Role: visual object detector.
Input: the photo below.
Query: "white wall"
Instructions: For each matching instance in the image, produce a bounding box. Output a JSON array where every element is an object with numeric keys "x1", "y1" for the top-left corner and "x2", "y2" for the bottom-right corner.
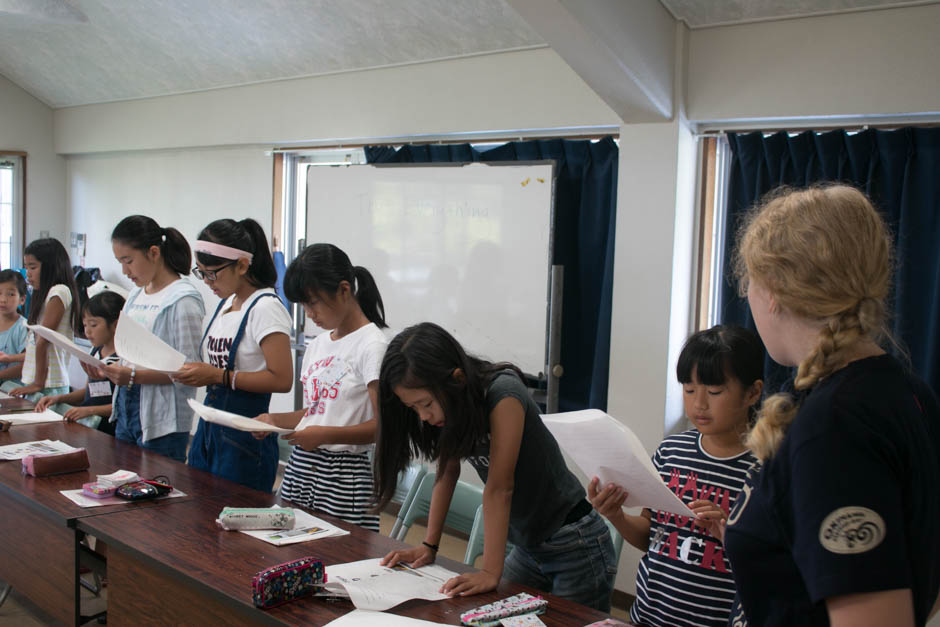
[
  {"x1": 687, "y1": 3, "x2": 940, "y2": 122},
  {"x1": 66, "y1": 145, "x2": 296, "y2": 413},
  {"x1": 0, "y1": 73, "x2": 66, "y2": 244},
  {"x1": 54, "y1": 48, "x2": 621, "y2": 154}
]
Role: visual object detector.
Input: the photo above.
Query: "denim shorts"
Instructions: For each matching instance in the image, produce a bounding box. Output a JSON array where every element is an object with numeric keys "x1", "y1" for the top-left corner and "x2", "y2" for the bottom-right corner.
[
  {"x1": 502, "y1": 509, "x2": 617, "y2": 612},
  {"x1": 114, "y1": 384, "x2": 188, "y2": 463}
]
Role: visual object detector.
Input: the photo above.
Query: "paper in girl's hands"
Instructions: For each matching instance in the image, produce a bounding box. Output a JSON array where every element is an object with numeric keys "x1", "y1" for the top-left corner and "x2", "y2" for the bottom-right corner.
[
  {"x1": 541, "y1": 409, "x2": 695, "y2": 517},
  {"x1": 187, "y1": 399, "x2": 293, "y2": 434},
  {"x1": 26, "y1": 324, "x2": 105, "y2": 368},
  {"x1": 114, "y1": 312, "x2": 185, "y2": 373}
]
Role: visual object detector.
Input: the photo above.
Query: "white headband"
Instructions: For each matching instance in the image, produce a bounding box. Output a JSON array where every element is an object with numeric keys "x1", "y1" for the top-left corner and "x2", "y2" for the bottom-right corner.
[{"x1": 193, "y1": 240, "x2": 253, "y2": 262}]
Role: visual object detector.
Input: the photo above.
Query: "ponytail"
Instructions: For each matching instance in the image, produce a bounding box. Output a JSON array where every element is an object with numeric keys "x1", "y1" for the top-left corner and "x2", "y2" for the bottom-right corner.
[
  {"x1": 284, "y1": 244, "x2": 387, "y2": 328},
  {"x1": 353, "y1": 266, "x2": 387, "y2": 328},
  {"x1": 111, "y1": 215, "x2": 191, "y2": 276},
  {"x1": 195, "y1": 218, "x2": 276, "y2": 288}
]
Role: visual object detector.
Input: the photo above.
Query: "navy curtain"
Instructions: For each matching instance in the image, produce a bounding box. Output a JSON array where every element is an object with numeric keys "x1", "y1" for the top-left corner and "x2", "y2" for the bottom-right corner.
[
  {"x1": 719, "y1": 128, "x2": 940, "y2": 397},
  {"x1": 365, "y1": 137, "x2": 619, "y2": 411}
]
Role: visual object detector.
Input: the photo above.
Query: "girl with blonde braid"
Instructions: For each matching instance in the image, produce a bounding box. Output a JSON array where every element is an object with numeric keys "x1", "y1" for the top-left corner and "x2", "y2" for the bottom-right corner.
[{"x1": 717, "y1": 185, "x2": 940, "y2": 627}]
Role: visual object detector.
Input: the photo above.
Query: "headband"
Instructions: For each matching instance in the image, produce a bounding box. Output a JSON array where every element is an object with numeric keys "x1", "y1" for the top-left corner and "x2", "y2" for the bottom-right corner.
[{"x1": 193, "y1": 240, "x2": 253, "y2": 262}]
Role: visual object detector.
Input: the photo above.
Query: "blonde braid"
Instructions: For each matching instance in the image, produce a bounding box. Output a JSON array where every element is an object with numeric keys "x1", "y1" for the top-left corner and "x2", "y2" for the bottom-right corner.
[{"x1": 735, "y1": 184, "x2": 894, "y2": 462}]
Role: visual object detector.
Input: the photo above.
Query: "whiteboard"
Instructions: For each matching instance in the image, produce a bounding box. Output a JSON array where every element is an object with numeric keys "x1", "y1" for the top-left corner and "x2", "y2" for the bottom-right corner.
[{"x1": 305, "y1": 162, "x2": 555, "y2": 376}]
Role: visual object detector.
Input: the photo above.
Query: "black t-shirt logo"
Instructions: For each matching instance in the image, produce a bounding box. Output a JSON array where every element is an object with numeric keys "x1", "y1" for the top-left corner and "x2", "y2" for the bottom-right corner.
[{"x1": 818, "y1": 506, "x2": 886, "y2": 554}]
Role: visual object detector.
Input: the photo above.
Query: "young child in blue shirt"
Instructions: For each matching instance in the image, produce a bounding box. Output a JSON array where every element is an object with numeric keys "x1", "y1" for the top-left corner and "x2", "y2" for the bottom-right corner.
[
  {"x1": 0, "y1": 269, "x2": 27, "y2": 384},
  {"x1": 589, "y1": 325, "x2": 763, "y2": 627}
]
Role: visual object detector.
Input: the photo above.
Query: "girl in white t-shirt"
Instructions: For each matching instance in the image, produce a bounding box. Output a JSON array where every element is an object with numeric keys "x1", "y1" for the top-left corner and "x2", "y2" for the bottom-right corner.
[
  {"x1": 175, "y1": 218, "x2": 293, "y2": 492},
  {"x1": 256, "y1": 243, "x2": 388, "y2": 531},
  {"x1": 10, "y1": 238, "x2": 80, "y2": 400}
]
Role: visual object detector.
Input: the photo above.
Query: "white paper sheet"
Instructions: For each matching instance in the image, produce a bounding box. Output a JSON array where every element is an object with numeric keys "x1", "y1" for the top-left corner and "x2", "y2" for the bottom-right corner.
[
  {"x1": 323, "y1": 610, "x2": 450, "y2": 627},
  {"x1": 324, "y1": 559, "x2": 457, "y2": 611},
  {"x1": 238, "y1": 508, "x2": 349, "y2": 545},
  {"x1": 114, "y1": 311, "x2": 185, "y2": 372},
  {"x1": 60, "y1": 488, "x2": 186, "y2": 508},
  {"x1": 0, "y1": 439, "x2": 78, "y2": 460},
  {"x1": 26, "y1": 324, "x2": 104, "y2": 368},
  {"x1": 187, "y1": 399, "x2": 293, "y2": 434},
  {"x1": 541, "y1": 409, "x2": 695, "y2": 517},
  {"x1": 1, "y1": 409, "x2": 66, "y2": 425}
]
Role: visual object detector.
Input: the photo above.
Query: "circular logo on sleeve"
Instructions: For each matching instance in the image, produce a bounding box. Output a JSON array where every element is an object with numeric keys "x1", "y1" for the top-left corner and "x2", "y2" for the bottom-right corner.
[{"x1": 818, "y1": 506, "x2": 886, "y2": 554}]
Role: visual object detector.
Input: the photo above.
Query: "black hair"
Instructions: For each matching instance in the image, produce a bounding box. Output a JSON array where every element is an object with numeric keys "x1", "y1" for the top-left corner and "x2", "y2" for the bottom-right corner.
[
  {"x1": 0, "y1": 269, "x2": 27, "y2": 297},
  {"x1": 82, "y1": 291, "x2": 126, "y2": 326},
  {"x1": 111, "y1": 215, "x2": 191, "y2": 276},
  {"x1": 373, "y1": 322, "x2": 524, "y2": 509},
  {"x1": 195, "y1": 218, "x2": 277, "y2": 288},
  {"x1": 284, "y1": 243, "x2": 387, "y2": 329},
  {"x1": 676, "y1": 324, "x2": 764, "y2": 389},
  {"x1": 23, "y1": 238, "x2": 81, "y2": 331}
]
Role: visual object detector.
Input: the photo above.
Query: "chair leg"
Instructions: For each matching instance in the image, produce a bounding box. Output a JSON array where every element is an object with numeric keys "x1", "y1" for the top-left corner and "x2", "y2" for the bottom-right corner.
[{"x1": 0, "y1": 582, "x2": 11, "y2": 608}]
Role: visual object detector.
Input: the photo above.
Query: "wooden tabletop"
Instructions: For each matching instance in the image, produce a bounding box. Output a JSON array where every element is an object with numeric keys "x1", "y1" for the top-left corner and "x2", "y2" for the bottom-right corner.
[
  {"x1": 78, "y1": 488, "x2": 610, "y2": 625},
  {"x1": 0, "y1": 421, "x2": 241, "y2": 524}
]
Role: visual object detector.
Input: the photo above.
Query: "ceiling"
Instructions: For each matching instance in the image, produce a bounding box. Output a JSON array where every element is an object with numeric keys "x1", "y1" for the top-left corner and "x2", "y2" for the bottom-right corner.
[{"x1": 0, "y1": 0, "x2": 935, "y2": 109}]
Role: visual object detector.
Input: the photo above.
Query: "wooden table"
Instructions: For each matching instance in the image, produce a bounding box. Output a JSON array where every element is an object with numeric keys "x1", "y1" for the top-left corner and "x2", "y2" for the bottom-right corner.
[
  {"x1": 78, "y1": 488, "x2": 610, "y2": 626},
  {"x1": 0, "y1": 421, "x2": 240, "y2": 625}
]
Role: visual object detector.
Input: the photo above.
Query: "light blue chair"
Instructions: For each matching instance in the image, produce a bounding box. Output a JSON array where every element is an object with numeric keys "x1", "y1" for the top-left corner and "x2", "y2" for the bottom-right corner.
[
  {"x1": 395, "y1": 471, "x2": 482, "y2": 542},
  {"x1": 389, "y1": 463, "x2": 428, "y2": 539},
  {"x1": 463, "y1": 503, "x2": 514, "y2": 566},
  {"x1": 605, "y1": 517, "x2": 624, "y2": 564}
]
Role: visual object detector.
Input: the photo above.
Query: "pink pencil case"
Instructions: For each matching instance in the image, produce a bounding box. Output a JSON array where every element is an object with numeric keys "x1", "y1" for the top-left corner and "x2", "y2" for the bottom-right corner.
[
  {"x1": 82, "y1": 481, "x2": 117, "y2": 498},
  {"x1": 22, "y1": 448, "x2": 89, "y2": 477}
]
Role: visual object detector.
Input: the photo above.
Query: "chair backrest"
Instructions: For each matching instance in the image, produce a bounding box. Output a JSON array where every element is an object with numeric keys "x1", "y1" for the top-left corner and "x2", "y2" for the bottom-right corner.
[
  {"x1": 463, "y1": 504, "x2": 485, "y2": 565},
  {"x1": 396, "y1": 472, "x2": 482, "y2": 541},
  {"x1": 604, "y1": 517, "x2": 624, "y2": 564},
  {"x1": 389, "y1": 463, "x2": 428, "y2": 539}
]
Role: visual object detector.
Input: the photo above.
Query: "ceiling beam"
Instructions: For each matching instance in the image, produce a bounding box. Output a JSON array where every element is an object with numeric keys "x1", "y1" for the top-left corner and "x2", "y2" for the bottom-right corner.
[{"x1": 506, "y1": 0, "x2": 676, "y2": 122}]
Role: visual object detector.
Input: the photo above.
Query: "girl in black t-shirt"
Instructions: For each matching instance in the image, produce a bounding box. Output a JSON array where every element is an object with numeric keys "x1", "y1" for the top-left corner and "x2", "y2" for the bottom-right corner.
[
  {"x1": 722, "y1": 184, "x2": 940, "y2": 627},
  {"x1": 374, "y1": 322, "x2": 616, "y2": 611},
  {"x1": 35, "y1": 290, "x2": 125, "y2": 434}
]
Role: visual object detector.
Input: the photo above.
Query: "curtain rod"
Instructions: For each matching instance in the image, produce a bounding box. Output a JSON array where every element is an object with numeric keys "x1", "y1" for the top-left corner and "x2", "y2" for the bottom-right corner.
[
  {"x1": 272, "y1": 129, "x2": 620, "y2": 153},
  {"x1": 694, "y1": 119, "x2": 940, "y2": 139}
]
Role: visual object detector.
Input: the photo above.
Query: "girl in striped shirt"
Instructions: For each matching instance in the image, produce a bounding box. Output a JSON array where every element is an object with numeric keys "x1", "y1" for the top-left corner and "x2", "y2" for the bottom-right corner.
[{"x1": 589, "y1": 325, "x2": 763, "y2": 626}]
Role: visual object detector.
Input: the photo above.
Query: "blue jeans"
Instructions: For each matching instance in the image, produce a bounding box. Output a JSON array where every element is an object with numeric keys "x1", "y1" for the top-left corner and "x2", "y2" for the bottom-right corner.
[
  {"x1": 502, "y1": 509, "x2": 617, "y2": 612},
  {"x1": 114, "y1": 384, "x2": 189, "y2": 463}
]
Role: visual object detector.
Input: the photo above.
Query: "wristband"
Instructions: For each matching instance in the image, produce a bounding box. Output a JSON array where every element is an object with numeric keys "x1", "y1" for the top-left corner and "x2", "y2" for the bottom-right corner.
[
  {"x1": 127, "y1": 365, "x2": 136, "y2": 389},
  {"x1": 231, "y1": 370, "x2": 238, "y2": 391},
  {"x1": 422, "y1": 541, "x2": 439, "y2": 552}
]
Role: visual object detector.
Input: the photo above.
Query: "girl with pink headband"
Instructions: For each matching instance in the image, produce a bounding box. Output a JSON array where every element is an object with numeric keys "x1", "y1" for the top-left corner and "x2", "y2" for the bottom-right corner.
[{"x1": 175, "y1": 218, "x2": 292, "y2": 492}]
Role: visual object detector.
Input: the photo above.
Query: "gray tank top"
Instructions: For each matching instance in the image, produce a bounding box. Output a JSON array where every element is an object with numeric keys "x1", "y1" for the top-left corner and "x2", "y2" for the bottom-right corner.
[{"x1": 466, "y1": 371, "x2": 585, "y2": 546}]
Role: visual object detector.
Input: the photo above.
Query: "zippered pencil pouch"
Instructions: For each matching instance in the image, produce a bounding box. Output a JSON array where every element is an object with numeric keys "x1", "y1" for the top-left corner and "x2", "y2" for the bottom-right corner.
[
  {"x1": 460, "y1": 592, "x2": 548, "y2": 626},
  {"x1": 216, "y1": 507, "x2": 295, "y2": 530},
  {"x1": 251, "y1": 556, "x2": 324, "y2": 609}
]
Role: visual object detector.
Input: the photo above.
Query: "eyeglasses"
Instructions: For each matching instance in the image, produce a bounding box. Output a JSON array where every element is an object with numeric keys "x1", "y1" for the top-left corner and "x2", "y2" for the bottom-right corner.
[{"x1": 192, "y1": 260, "x2": 236, "y2": 281}]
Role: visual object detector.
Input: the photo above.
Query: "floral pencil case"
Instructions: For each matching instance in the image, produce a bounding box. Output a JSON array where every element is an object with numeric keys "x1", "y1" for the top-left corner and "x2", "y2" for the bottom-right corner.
[
  {"x1": 460, "y1": 592, "x2": 548, "y2": 626},
  {"x1": 251, "y1": 556, "x2": 325, "y2": 609}
]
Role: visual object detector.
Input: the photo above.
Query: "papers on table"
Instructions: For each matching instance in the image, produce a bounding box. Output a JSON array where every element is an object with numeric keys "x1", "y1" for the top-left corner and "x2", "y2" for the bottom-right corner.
[
  {"x1": 187, "y1": 399, "x2": 293, "y2": 434},
  {"x1": 541, "y1": 409, "x2": 695, "y2": 517},
  {"x1": 26, "y1": 324, "x2": 105, "y2": 368},
  {"x1": 324, "y1": 558, "x2": 458, "y2": 611},
  {"x1": 323, "y1": 611, "x2": 450, "y2": 627},
  {"x1": 0, "y1": 439, "x2": 77, "y2": 460},
  {"x1": 60, "y1": 488, "x2": 186, "y2": 508},
  {"x1": 115, "y1": 312, "x2": 185, "y2": 373},
  {"x1": 239, "y1": 508, "x2": 349, "y2": 546},
  {"x1": 0, "y1": 409, "x2": 66, "y2": 425}
]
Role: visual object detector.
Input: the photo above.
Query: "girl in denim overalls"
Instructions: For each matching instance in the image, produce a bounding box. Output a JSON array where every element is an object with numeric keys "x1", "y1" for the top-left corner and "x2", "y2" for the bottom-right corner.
[{"x1": 177, "y1": 219, "x2": 293, "y2": 492}]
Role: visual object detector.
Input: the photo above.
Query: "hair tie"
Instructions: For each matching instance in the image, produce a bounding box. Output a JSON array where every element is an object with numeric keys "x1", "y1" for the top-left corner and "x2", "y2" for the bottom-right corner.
[{"x1": 160, "y1": 227, "x2": 167, "y2": 243}]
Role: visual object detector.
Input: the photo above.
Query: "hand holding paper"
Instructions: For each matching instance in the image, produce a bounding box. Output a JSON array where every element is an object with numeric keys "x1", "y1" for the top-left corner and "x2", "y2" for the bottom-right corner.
[
  {"x1": 114, "y1": 312, "x2": 185, "y2": 373},
  {"x1": 541, "y1": 409, "x2": 695, "y2": 517}
]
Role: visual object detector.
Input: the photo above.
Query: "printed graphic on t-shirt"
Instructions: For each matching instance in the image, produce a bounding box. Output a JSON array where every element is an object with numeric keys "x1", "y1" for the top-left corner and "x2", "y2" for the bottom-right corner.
[
  {"x1": 301, "y1": 355, "x2": 350, "y2": 417},
  {"x1": 818, "y1": 506, "x2": 886, "y2": 554},
  {"x1": 205, "y1": 334, "x2": 234, "y2": 368}
]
